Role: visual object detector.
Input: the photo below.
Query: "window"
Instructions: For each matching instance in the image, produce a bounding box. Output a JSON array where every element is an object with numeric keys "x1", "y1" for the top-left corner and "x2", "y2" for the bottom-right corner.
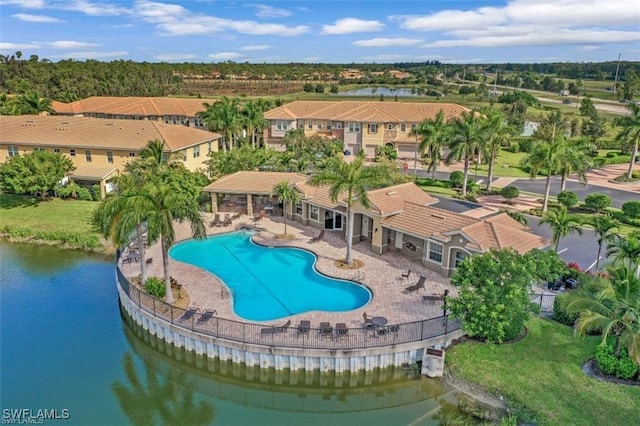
[
  {"x1": 411, "y1": 123, "x2": 417, "y2": 131},
  {"x1": 335, "y1": 122, "x2": 343, "y2": 129},
  {"x1": 428, "y1": 241, "x2": 443, "y2": 263},
  {"x1": 54, "y1": 148, "x2": 60, "y2": 153},
  {"x1": 347, "y1": 122, "x2": 361, "y2": 133},
  {"x1": 106, "y1": 151, "x2": 113, "y2": 164},
  {"x1": 34, "y1": 147, "x2": 45, "y2": 152},
  {"x1": 400, "y1": 124, "x2": 406, "y2": 132},
  {"x1": 307, "y1": 121, "x2": 313, "y2": 130},
  {"x1": 387, "y1": 124, "x2": 394, "y2": 130},
  {"x1": 129, "y1": 152, "x2": 135, "y2": 158},
  {"x1": 454, "y1": 251, "x2": 468, "y2": 268},
  {"x1": 317, "y1": 121, "x2": 323, "y2": 130},
  {"x1": 276, "y1": 120, "x2": 288, "y2": 131},
  {"x1": 69, "y1": 149, "x2": 76, "y2": 157},
  {"x1": 8, "y1": 145, "x2": 18, "y2": 157},
  {"x1": 193, "y1": 145, "x2": 200, "y2": 158},
  {"x1": 309, "y1": 205, "x2": 319, "y2": 221},
  {"x1": 295, "y1": 202, "x2": 303, "y2": 215},
  {"x1": 193, "y1": 118, "x2": 203, "y2": 128},
  {"x1": 368, "y1": 123, "x2": 378, "y2": 133},
  {"x1": 326, "y1": 122, "x2": 332, "y2": 130},
  {"x1": 85, "y1": 150, "x2": 92, "y2": 162}
]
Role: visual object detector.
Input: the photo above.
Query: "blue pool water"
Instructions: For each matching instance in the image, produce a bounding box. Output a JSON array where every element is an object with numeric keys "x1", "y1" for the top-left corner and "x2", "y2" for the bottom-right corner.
[{"x1": 169, "y1": 231, "x2": 371, "y2": 321}]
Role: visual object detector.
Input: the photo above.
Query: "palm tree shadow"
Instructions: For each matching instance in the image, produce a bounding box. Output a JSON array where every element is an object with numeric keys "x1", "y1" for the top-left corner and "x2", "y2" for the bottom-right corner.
[
  {"x1": 0, "y1": 194, "x2": 40, "y2": 209},
  {"x1": 112, "y1": 352, "x2": 215, "y2": 426}
]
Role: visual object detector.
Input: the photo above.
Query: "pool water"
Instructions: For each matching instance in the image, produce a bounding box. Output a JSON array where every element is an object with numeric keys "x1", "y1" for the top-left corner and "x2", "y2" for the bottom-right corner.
[{"x1": 170, "y1": 231, "x2": 371, "y2": 321}]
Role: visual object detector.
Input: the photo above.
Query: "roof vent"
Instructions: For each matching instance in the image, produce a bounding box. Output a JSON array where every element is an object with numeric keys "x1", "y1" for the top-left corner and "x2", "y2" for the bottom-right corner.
[
  {"x1": 386, "y1": 191, "x2": 397, "y2": 195},
  {"x1": 105, "y1": 122, "x2": 114, "y2": 126},
  {"x1": 26, "y1": 119, "x2": 35, "y2": 123},
  {"x1": 431, "y1": 213, "x2": 446, "y2": 220},
  {"x1": 60, "y1": 121, "x2": 69, "y2": 125}
]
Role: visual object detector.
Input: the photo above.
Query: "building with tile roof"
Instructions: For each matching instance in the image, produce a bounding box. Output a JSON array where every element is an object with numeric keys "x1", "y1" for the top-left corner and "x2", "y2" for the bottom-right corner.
[
  {"x1": 203, "y1": 171, "x2": 548, "y2": 276},
  {"x1": 53, "y1": 96, "x2": 217, "y2": 129},
  {"x1": 263, "y1": 100, "x2": 469, "y2": 160},
  {"x1": 0, "y1": 115, "x2": 220, "y2": 197}
]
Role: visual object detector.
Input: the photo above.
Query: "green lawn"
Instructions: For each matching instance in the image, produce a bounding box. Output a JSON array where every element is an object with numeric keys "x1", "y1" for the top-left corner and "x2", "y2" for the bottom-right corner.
[
  {"x1": 463, "y1": 150, "x2": 531, "y2": 178},
  {"x1": 446, "y1": 317, "x2": 640, "y2": 426}
]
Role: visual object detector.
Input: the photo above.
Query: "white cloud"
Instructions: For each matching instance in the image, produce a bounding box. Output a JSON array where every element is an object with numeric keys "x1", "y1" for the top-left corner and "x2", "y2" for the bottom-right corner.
[
  {"x1": 208, "y1": 52, "x2": 244, "y2": 61},
  {"x1": 321, "y1": 18, "x2": 384, "y2": 35},
  {"x1": 253, "y1": 4, "x2": 291, "y2": 18},
  {"x1": 242, "y1": 45, "x2": 270, "y2": 51},
  {"x1": 353, "y1": 38, "x2": 423, "y2": 47},
  {"x1": 577, "y1": 45, "x2": 603, "y2": 52},
  {"x1": 52, "y1": 50, "x2": 129, "y2": 59},
  {"x1": 155, "y1": 53, "x2": 197, "y2": 61},
  {"x1": 0, "y1": 0, "x2": 45, "y2": 8},
  {"x1": 61, "y1": 0, "x2": 128, "y2": 16},
  {"x1": 359, "y1": 54, "x2": 418, "y2": 62},
  {"x1": 46, "y1": 41, "x2": 99, "y2": 49},
  {"x1": 0, "y1": 42, "x2": 41, "y2": 50},
  {"x1": 12, "y1": 13, "x2": 63, "y2": 23}
]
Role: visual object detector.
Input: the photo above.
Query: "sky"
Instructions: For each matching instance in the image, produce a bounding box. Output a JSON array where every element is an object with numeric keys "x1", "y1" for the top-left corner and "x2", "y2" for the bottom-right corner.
[{"x1": 1, "y1": 0, "x2": 639, "y2": 64}]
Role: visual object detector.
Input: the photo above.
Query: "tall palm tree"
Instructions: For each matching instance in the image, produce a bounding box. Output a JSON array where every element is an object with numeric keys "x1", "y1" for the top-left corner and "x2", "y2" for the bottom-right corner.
[
  {"x1": 482, "y1": 109, "x2": 514, "y2": 191},
  {"x1": 18, "y1": 91, "x2": 54, "y2": 115},
  {"x1": 591, "y1": 214, "x2": 620, "y2": 273},
  {"x1": 566, "y1": 263, "x2": 640, "y2": 364},
  {"x1": 138, "y1": 139, "x2": 184, "y2": 170},
  {"x1": 198, "y1": 97, "x2": 241, "y2": 152},
  {"x1": 131, "y1": 183, "x2": 206, "y2": 303},
  {"x1": 607, "y1": 232, "x2": 640, "y2": 278},
  {"x1": 539, "y1": 206, "x2": 583, "y2": 251},
  {"x1": 446, "y1": 110, "x2": 485, "y2": 196},
  {"x1": 272, "y1": 180, "x2": 301, "y2": 236},
  {"x1": 521, "y1": 133, "x2": 565, "y2": 212},
  {"x1": 557, "y1": 137, "x2": 593, "y2": 192},
  {"x1": 412, "y1": 110, "x2": 449, "y2": 179},
  {"x1": 309, "y1": 152, "x2": 385, "y2": 265},
  {"x1": 614, "y1": 102, "x2": 640, "y2": 179},
  {"x1": 242, "y1": 100, "x2": 269, "y2": 148}
]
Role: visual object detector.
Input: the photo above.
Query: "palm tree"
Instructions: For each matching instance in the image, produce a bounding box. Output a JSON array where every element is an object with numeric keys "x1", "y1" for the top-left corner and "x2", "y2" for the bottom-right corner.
[
  {"x1": 131, "y1": 182, "x2": 206, "y2": 304},
  {"x1": 482, "y1": 109, "x2": 514, "y2": 191},
  {"x1": 198, "y1": 97, "x2": 241, "y2": 152},
  {"x1": 412, "y1": 110, "x2": 449, "y2": 179},
  {"x1": 309, "y1": 152, "x2": 385, "y2": 265},
  {"x1": 566, "y1": 263, "x2": 640, "y2": 364},
  {"x1": 591, "y1": 214, "x2": 620, "y2": 273},
  {"x1": 521, "y1": 133, "x2": 565, "y2": 212},
  {"x1": 138, "y1": 139, "x2": 184, "y2": 170},
  {"x1": 446, "y1": 110, "x2": 485, "y2": 196},
  {"x1": 557, "y1": 137, "x2": 593, "y2": 192},
  {"x1": 242, "y1": 100, "x2": 268, "y2": 148},
  {"x1": 607, "y1": 232, "x2": 640, "y2": 278},
  {"x1": 614, "y1": 102, "x2": 640, "y2": 179},
  {"x1": 539, "y1": 206, "x2": 583, "y2": 251},
  {"x1": 18, "y1": 91, "x2": 54, "y2": 115},
  {"x1": 271, "y1": 180, "x2": 300, "y2": 236}
]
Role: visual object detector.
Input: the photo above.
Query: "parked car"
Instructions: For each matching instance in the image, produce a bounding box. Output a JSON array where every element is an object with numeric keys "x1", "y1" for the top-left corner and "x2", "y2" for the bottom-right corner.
[{"x1": 562, "y1": 98, "x2": 571, "y2": 104}]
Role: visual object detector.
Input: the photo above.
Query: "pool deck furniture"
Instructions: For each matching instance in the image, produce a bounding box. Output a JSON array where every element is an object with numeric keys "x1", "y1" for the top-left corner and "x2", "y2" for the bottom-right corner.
[
  {"x1": 198, "y1": 309, "x2": 217, "y2": 323},
  {"x1": 405, "y1": 276, "x2": 426, "y2": 293},
  {"x1": 261, "y1": 319, "x2": 291, "y2": 335},
  {"x1": 371, "y1": 316, "x2": 389, "y2": 337},
  {"x1": 335, "y1": 323, "x2": 348, "y2": 338},
  {"x1": 297, "y1": 320, "x2": 311, "y2": 337},
  {"x1": 401, "y1": 270, "x2": 411, "y2": 279},
  {"x1": 319, "y1": 322, "x2": 333, "y2": 338},
  {"x1": 308, "y1": 229, "x2": 325, "y2": 244},
  {"x1": 122, "y1": 251, "x2": 140, "y2": 264},
  {"x1": 180, "y1": 307, "x2": 199, "y2": 321}
]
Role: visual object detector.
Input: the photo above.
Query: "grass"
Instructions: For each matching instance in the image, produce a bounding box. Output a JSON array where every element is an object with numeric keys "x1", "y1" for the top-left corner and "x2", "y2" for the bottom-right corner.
[
  {"x1": 446, "y1": 317, "x2": 640, "y2": 426},
  {"x1": 461, "y1": 150, "x2": 531, "y2": 178}
]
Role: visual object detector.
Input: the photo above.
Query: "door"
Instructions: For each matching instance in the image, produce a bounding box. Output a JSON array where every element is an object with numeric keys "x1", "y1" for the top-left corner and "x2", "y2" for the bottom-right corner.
[{"x1": 361, "y1": 216, "x2": 370, "y2": 239}]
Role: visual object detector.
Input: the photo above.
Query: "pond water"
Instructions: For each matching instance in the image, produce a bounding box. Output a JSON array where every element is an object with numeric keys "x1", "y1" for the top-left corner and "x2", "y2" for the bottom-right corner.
[
  {"x1": 0, "y1": 241, "x2": 476, "y2": 425},
  {"x1": 338, "y1": 87, "x2": 432, "y2": 97}
]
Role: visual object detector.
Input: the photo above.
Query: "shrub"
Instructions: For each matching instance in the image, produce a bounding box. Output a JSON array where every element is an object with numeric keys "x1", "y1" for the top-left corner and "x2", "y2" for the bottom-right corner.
[
  {"x1": 144, "y1": 276, "x2": 166, "y2": 298},
  {"x1": 449, "y1": 171, "x2": 464, "y2": 188},
  {"x1": 584, "y1": 193, "x2": 611, "y2": 212},
  {"x1": 517, "y1": 138, "x2": 535, "y2": 153},
  {"x1": 375, "y1": 145, "x2": 398, "y2": 161},
  {"x1": 616, "y1": 351, "x2": 639, "y2": 379},
  {"x1": 557, "y1": 190, "x2": 578, "y2": 209},
  {"x1": 500, "y1": 185, "x2": 520, "y2": 202},
  {"x1": 595, "y1": 345, "x2": 618, "y2": 375},
  {"x1": 508, "y1": 142, "x2": 520, "y2": 153},
  {"x1": 552, "y1": 294, "x2": 578, "y2": 326},
  {"x1": 621, "y1": 201, "x2": 640, "y2": 219},
  {"x1": 91, "y1": 184, "x2": 102, "y2": 201}
]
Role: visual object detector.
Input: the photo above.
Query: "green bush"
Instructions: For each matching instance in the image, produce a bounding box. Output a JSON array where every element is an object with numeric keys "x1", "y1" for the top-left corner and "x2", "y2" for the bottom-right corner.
[
  {"x1": 375, "y1": 145, "x2": 398, "y2": 161},
  {"x1": 621, "y1": 201, "x2": 640, "y2": 219},
  {"x1": 449, "y1": 171, "x2": 464, "y2": 188},
  {"x1": 552, "y1": 294, "x2": 579, "y2": 326},
  {"x1": 616, "y1": 351, "x2": 639, "y2": 379},
  {"x1": 594, "y1": 139, "x2": 622, "y2": 150},
  {"x1": 584, "y1": 193, "x2": 611, "y2": 212},
  {"x1": 508, "y1": 142, "x2": 519, "y2": 153},
  {"x1": 595, "y1": 344, "x2": 618, "y2": 375},
  {"x1": 597, "y1": 154, "x2": 632, "y2": 166},
  {"x1": 557, "y1": 190, "x2": 579, "y2": 209},
  {"x1": 517, "y1": 138, "x2": 535, "y2": 153},
  {"x1": 91, "y1": 184, "x2": 102, "y2": 201},
  {"x1": 500, "y1": 185, "x2": 520, "y2": 201},
  {"x1": 144, "y1": 276, "x2": 166, "y2": 298}
]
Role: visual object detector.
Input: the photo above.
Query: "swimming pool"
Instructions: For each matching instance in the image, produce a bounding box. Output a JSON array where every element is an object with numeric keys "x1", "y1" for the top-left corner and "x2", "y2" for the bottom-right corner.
[{"x1": 169, "y1": 231, "x2": 371, "y2": 321}]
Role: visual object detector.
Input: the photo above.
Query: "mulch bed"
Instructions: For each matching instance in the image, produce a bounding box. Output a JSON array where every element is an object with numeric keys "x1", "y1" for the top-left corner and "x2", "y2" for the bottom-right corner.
[
  {"x1": 334, "y1": 259, "x2": 364, "y2": 270},
  {"x1": 582, "y1": 359, "x2": 640, "y2": 386}
]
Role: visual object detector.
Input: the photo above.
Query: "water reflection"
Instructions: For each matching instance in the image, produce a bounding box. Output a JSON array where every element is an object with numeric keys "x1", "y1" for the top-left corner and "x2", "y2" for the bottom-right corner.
[{"x1": 337, "y1": 87, "x2": 428, "y2": 97}]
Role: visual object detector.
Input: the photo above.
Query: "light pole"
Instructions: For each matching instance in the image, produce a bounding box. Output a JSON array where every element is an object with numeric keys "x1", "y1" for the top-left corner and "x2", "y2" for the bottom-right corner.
[{"x1": 613, "y1": 53, "x2": 622, "y2": 95}]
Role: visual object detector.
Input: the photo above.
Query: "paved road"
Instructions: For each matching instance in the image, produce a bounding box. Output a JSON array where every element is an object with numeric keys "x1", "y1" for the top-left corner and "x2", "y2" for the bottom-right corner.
[{"x1": 536, "y1": 96, "x2": 630, "y2": 115}]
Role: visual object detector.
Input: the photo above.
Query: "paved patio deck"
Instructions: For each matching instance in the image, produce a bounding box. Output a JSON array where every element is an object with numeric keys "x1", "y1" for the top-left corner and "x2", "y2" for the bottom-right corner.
[{"x1": 121, "y1": 214, "x2": 454, "y2": 329}]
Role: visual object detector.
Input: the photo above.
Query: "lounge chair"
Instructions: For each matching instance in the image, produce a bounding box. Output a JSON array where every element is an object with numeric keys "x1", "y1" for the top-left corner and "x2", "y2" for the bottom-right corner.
[
  {"x1": 197, "y1": 309, "x2": 216, "y2": 324},
  {"x1": 401, "y1": 270, "x2": 411, "y2": 279},
  {"x1": 261, "y1": 319, "x2": 291, "y2": 335},
  {"x1": 319, "y1": 322, "x2": 333, "y2": 338},
  {"x1": 362, "y1": 312, "x2": 374, "y2": 330},
  {"x1": 335, "y1": 323, "x2": 348, "y2": 338},
  {"x1": 388, "y1": 324, "x2": 400, "y2": 334},
  {"x1": 308, "y1": 229, "x2": 325, "y2": 243},
  {"x1": 122, "y1": 251, "x2": 140, "y2": 264},
  {"x1": 405, "y1": 275, "x2": 426, "y2": 293},
  {"x1": 423, "y1": 289, "x2": 449, "y2": 304},
  {"x1": 180, "y1": 307, "x2": 199, "y2": 321},
  {"x1": 297, "y1": 320, "x2": 311, "y2": 337},
  {"x1": 145, "y1": 258, "x2": 153, "y2": 266}
]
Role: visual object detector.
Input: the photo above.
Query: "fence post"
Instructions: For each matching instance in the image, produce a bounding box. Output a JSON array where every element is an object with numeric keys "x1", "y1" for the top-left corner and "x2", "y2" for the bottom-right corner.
[
  {"x1": 539, "y1": 294, "x2": 543, "y2": 310},
  {"x1": 444, "y1": 315, "x2": 448, "y2": 335}
]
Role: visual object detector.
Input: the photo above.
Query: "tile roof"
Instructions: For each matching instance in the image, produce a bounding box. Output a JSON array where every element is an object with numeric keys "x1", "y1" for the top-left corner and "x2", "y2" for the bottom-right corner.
[
  {"x1": 263, "y1": 100, "x2": 469, "y2": 123},
  {"x1": 383, "y1": 202, "x2": 548, "y2": 253},
  {"x1": 0, "y1": 115, "x2": 219, "y2": 152},
  {"x1": 53, "y1": 96, "x2": 217, "y2": 117},
  {"x1": 366, "y1": 182, "x2": 437, "y2": 216},
  {"x1": 70, "y1": 165, "x2": 118, "y2": 180},
  {"x1": 294, "y1": 182, "x2": 342, "y2": 210},
  {"x1": 203, "y1": 171, "x2": 308, "y2": 195}
]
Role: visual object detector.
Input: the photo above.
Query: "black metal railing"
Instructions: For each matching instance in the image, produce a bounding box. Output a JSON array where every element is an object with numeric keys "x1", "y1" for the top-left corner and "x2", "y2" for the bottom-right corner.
[{"x1": 116, "y1": 266, "x2": 462, "y2": 350}]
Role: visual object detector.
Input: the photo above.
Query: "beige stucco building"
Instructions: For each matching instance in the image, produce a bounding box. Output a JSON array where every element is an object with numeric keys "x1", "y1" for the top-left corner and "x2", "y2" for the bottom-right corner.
[
  {"x1": 0, "y1": 115, "x2": 220, "y2": 197},
  {"x1": 203, "y1": 171, "x2": 549, "y2": 277},
  {"x1": 263, "y1": 100, "x2": 469, "y2": 159}
]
